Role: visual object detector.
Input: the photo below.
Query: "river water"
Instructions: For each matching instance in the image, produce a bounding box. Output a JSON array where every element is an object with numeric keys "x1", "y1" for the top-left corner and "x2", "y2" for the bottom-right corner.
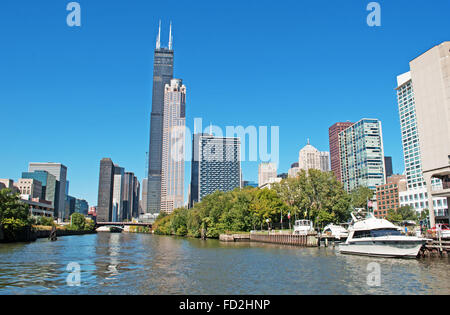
[{"x1": 0, "y1": 233, "x2": 448, "y2": 295}]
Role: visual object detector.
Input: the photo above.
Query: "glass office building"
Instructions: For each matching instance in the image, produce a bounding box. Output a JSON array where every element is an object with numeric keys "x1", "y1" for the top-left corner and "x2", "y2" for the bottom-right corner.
[
  {"x1": 21, "y1": 170, "x2": 57, "y2": 205},
  {"x1": 190, "y1": 135, "x2": 241, "y2": 205},
  {"x1": 339, "y1": 119, "x2": 386, "y2": 192}
]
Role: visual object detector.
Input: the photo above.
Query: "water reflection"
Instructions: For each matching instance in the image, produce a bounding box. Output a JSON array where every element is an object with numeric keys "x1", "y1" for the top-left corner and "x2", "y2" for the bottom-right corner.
[{"x1": 0, "y1": 233, "x2": 448, "y2": 295}]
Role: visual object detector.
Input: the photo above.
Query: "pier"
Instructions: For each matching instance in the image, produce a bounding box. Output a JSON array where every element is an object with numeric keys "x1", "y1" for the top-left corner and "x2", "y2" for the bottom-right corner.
[
  {"x1": 419, "y1": 239, "x2": 450, "y2": 258},
  {"x1": 219, "y1": 234, "x2": 250, "y2": 242},
  {"x1": 249, "y1": 233, "x2": 318, "y2": 247}
]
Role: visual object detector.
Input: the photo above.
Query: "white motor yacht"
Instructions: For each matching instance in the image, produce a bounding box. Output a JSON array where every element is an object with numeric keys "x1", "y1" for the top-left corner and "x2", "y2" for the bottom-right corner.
[
  {"x1": 339, "y1": 211, "x2": 428, "y2": 258},
  {"x1": 322, "y1": 224, "x2": 349, "y2": 240},
  {"x1": 293, "y1": 220, "x2": 314, "y2": 235}
]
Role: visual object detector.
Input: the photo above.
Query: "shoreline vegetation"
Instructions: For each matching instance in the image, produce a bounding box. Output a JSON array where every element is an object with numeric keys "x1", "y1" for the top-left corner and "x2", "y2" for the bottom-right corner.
[
  {"x1": 1, "y1": 169, "x2": 425, "y2": 243},
  {"x1": 153, "y1": 169, "x2": 425, "y2": 240},
  {"x1": 0, "y1": 188, "x2": 96, "y2": 243},
  {"x1": 154, "y1": 169, "x2": 370, "y2": 239}
]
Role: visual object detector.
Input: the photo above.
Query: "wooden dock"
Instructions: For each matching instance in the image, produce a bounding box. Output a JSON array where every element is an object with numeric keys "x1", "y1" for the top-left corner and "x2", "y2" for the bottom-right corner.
[
  {"x1": 419, "y1": 239, "x2": 450, "y2": 258},
  {"x1": 249, "y1": 233, "x2": 318, "y2": 247}
]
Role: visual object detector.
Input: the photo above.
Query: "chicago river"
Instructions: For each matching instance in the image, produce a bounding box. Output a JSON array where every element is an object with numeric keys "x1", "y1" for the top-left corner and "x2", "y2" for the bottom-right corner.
[{"x1": 0, "y1": 233, "x2": 448, "y2": 295}]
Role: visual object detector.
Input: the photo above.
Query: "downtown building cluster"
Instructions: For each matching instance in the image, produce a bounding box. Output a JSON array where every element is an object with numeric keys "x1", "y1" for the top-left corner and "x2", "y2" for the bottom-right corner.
[
  {"x1": 0, "y1": 162, "x2": 89, "y2": 221},
  {"x1": 96, "y1": 158, "x2": 140, "y2": 223},
  {"x1": 96, "y1": 22, "x2": 242, "y2": 221},
  {"x1": 257, "y1": 140, "x2": 331, "y2": 189},
  {"x1": 274, "y1": 42, "x2": 450, "y2": 226},
  {"x1": 325, "y1": 42, "x2": 450, "y2": 226},
  {"x1": 91, "y1": 28, "x2": 450, "y2": 228}
]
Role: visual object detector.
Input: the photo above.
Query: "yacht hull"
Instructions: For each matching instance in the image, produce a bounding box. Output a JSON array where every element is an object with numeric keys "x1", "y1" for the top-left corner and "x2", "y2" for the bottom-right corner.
[{"x1": 339, "y1": 241, "x2": 425, "y2": 258}]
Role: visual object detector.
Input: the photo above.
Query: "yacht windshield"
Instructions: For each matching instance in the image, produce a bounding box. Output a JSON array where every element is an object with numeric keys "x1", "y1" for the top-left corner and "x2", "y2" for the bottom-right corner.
[
  {"x1": 370, "y1": 229, "x2": 402, "y2": 237},
  {"x1": 353, "y1": 229, "x2": 402, "y2": 238}
]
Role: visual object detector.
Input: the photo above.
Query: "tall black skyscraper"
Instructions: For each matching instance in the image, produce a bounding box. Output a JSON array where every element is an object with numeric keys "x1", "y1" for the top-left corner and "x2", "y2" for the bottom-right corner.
[
  {"x1": 384, "y1": 156, "x2": 393, "y2": 179},
  {"x1": 147, "y1": 21, "x2": 174, "y2": 213},
  {"x1": 97, "y1": 158, "x2": 115, "y2": 222}
]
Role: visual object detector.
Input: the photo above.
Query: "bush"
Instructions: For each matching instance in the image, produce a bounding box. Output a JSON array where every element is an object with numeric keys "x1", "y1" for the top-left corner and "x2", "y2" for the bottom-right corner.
[
  {"x1": 84, "y1": 218, "x2": 95, "y2": 231},
  {"x1": 38, "y1": 216, "x2": 55, "y2": 227},
  {"x1": 0, "y1": 189, "x2": 32, "y2": 241},
  {"x1": 69, "y1": 213, "x2": 86, "y2": 231}
]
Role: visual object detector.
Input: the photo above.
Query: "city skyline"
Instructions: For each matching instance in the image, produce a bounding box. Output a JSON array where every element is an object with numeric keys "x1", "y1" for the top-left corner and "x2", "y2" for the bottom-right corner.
[{"x1": 2, "y1": 1, "x2": 450, "y2": 207}]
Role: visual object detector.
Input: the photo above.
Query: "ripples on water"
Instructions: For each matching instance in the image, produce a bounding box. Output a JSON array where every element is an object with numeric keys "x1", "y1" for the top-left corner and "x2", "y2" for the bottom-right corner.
[{"x1": 0, "y1": 233, "x2": 448, "y2": 295}]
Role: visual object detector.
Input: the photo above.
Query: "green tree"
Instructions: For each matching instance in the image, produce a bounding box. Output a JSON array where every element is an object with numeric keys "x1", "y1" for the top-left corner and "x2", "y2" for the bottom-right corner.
[
  {"x1": 350, "y1": 186, "x2": 374, "y2": 209},
  {"x1": 37, "y1": 216, "x2": 55, "y2": 226},
  {"x1": 273, "y1": 178, "x2": 302, "y2": 220},
  {"x1": 152, "y1": 173, "x2": 350, "y2": 239},
  {"x1": 396, "y1": 206, "x2": 418, "y2": 221},
  {"x1": 0, "y1": 188, "x2": 32, "y2": 240},
  {"x1": 277, "y1": 169, "x2": 351, "y2": 226},
  {"x1": 385, "y1": 206, "x2": 418, "y2": 223},
  {"x1": 70, "y1": 213, "x2": 86, "y2": 231},
  {"x1": 385, "y1": 209, "x2": 402, "y2": 223},
  {"x1": 84, "y1": 218, "x2": 95, "y2": 231},
  {"x1": 250, "y1": 188, "x2": 287, "y2": 228}
]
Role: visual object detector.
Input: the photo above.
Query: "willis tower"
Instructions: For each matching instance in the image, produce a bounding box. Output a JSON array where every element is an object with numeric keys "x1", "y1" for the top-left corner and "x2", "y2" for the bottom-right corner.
[{"x1": 147, "y1": 21, "x2": 174, "y2": 213}]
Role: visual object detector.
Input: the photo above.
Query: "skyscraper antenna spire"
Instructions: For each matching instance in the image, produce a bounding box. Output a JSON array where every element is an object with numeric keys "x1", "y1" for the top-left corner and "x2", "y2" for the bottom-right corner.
[
  {"x1": 156, "y1": 20, "x2": 161, "y2": 49},
  {"x1": 168, "y1": 21, "x2": 173, "y2": 50}
]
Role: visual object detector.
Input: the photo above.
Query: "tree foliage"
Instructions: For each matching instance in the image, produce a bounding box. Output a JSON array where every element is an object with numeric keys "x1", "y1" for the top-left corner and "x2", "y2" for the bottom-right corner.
[
  {"x1": 274, "y1": 169, "x2": 351, "y2": 226},
  {"x1": 0, "y1": 188, "x2": 32, "y2": 239},
  {"x1": 154, "y1": 169, "x2": 354, "y2": 238},
  {"x1": 385, "y1": 206, "x2": 418, "y2": 223},
  {"x1": 350, "y1": 186, "x2": 374, "y2": 209},
  {"x1": 68, "y1": 213, "x2": 95, "y2": 231}
]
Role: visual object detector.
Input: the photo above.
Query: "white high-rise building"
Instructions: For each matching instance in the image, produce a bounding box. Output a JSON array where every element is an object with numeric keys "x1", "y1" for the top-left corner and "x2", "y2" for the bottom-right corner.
[
  {"x1": 112, "y1": 165, "x2": 125, "y2": 222},
  {"x1": 288, "y1": 162, "x2": 300, "y2": 178},
  {"x1": 298, "y1": 140, "x2": 321, "y2": 172},
  {"x1": 399, "y1": 42, "x2": 450, "y2": 225},
  {"x1": 160, "y1": 79, "x2": 186, "y2": 214},
  {"x1": 258, "y1": 162, "x2": 277, "y2": 187},
  {"x1": 396, "y1": 71, "x2": 445, "y2": 219}
]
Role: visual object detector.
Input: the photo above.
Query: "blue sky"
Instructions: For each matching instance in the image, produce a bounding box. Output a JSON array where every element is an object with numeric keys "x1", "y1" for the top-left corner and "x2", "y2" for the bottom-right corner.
[{"x1": 1, "y1": 0, "x2": 449, "y2": 207}]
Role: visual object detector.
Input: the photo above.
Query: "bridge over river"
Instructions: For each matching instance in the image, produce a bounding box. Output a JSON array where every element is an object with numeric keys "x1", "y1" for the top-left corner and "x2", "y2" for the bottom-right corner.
[{"x1": 96, "y1": 222, "x2": 153, "y2": 229}]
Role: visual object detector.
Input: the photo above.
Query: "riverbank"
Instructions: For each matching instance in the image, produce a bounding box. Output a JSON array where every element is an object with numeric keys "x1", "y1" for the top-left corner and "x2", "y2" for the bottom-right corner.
[
  {"x1": 0, "y1": 225, "x2": 96, "y2": 243},
  {"x1": 34, "y1": 227, "x2": 97, "y2": 239}
]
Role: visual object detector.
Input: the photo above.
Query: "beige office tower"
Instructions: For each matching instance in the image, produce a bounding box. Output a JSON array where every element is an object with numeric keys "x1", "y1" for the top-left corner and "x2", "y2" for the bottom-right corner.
[
  {"x1": 319, "y1": 151, "x2": 330, "y2": 172},
  {"x1": 298, "y1": 140, "x2": 321, "y2": 172},
  {"x1": 258, "y1": 162, "x2": 277, "y2": 187},
  {"x1": 408, "y1": 41, "x2": 450, "y2": 227},
  {"x1": 160, "y1": 79, "x2": 186, "y2": 214}
]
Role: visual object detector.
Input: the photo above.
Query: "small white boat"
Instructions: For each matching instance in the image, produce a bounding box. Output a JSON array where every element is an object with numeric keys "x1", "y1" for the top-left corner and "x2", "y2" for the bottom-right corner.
[
  {"x1": 322, "y1": 224, "x2": 349, "y2": 240},
  {"x1": 293, "y1": 220, "x2": 314, "y2": 235},
  {"x1": 339, "y1": 210, "x2": 428, "y2": 258}
]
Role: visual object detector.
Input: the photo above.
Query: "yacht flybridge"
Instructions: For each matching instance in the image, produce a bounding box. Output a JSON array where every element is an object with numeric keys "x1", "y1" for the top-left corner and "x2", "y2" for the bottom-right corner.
[
  {"x1": 293, "y1": 220, "x2": 314, "y2": 235},
  {"x1": 338, "y1": 210, "x2": 428, "y2": 258}
]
